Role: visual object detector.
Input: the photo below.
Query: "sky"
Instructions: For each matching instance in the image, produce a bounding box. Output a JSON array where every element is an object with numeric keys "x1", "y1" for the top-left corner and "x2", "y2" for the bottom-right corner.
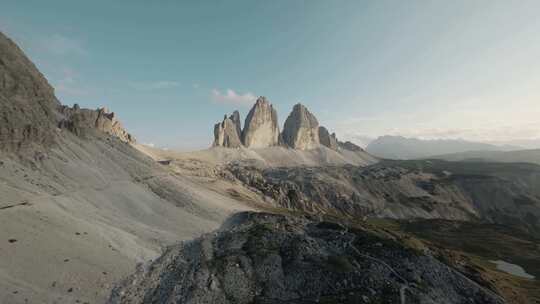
[{"x1": 2, "y1": 0, "x2": 540, "y2": 150}]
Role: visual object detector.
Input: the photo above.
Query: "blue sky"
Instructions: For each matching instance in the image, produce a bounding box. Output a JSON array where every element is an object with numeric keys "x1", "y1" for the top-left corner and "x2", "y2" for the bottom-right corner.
[{"x1": 2, "y1": 1, "x2": 540, "y2": 149}]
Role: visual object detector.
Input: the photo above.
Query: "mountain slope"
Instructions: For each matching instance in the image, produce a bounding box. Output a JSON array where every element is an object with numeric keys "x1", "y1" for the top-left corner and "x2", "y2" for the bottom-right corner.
[
  {"x1": 0, "y1": 32, "x2": 251, "y2": 304},
  {"x1": 366, "y1": 136, "x2": 519, "y2": 160},
  {"x1": 0, "y1": 32, "x2": 60, "y2": 152}
]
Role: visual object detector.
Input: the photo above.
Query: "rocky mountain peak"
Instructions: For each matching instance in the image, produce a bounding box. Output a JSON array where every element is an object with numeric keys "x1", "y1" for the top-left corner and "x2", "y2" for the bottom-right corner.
[
  {"x1": 241, "y1": 96, "x2": 280, "y2": 148},
  {"x1": 213, "y1": 112, "x2": 242, "y2": 148},
  {"x1": 209, "y1": 99, "x2": 363, "y2": 153},
  {"x1": 229, "y1": 110, "x2": 242, "y2": 138},
  {"x1": 282, "y1": 103, "x2": 320, "y2": 150},
  {"x1": 318, "y1": 126, "x2": 338, "y2": 150}
]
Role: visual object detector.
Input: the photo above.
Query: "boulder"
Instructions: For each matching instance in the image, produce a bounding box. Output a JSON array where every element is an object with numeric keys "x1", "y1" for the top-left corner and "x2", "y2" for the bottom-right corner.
[
  {"x1": 242, "y1": 97, "x2": 280, "y2": 148},
  {"x1": 282, "y1": 103, "x2": 320, "y2": 150}
]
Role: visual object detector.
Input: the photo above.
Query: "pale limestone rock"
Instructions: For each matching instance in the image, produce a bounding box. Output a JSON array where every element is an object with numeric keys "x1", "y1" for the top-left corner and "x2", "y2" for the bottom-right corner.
[
  {"x1": 282, "y1": 103, "x2": 320, "y2": 150},
  {"x1": 242, "y1": 97, "x2": 280, "y2": 148}
]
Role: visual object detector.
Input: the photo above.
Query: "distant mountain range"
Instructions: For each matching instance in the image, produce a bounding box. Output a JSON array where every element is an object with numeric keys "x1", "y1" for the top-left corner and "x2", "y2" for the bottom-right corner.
[
  {"x1": 431, "y1": 149, "x2": 540, "y2": 165},
  {"x1": 366, "y1": 135, "x2": 521, "y2": 160}
]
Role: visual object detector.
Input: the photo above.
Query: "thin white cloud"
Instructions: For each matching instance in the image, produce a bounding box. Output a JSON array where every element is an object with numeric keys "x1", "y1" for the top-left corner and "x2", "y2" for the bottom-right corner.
[
  {"x1": 53, "y1": 67, "x2": 90, "y2": 98},
  {"x1": 211, "y1": 89, "x2": 256, "y2": 106},
  {"x1": 128, "y1": 81, "x2": 180, "y2": 91},
  {"x1": 40, "y1": 34, "x2": 86, "y2": 56}
]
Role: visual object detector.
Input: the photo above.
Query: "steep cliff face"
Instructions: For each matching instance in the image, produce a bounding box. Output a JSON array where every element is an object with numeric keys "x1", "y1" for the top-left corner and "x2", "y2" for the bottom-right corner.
[
  {"x1": 229, "y1": 110, "x2": 242, "y2": 138},
  {"x1": 213, "y1": 114, "x2": 242, "y2": 148},
  {"x1": 0, "y1": 32, "x2": 60, "y2": 152},
  {"x1": 318, "y1": 126, "x2": 338, "y2": 150},
  {"x1": 242, "y1": 97, "x2": 280, "y2": 148},
  {"x1": 281, "y1": 103, "x2": 320, "y2": 150}
]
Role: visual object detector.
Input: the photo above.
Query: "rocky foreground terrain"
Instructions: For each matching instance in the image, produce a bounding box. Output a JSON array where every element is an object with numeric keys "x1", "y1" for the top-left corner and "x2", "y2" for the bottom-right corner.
[{"x1": 109, "y1": 212, "x2": 504, "y2": 304}]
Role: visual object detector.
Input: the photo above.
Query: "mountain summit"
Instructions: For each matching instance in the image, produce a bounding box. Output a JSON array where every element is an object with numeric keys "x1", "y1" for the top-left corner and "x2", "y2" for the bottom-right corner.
[
  {"x1": 241, "y1": 96, "x2": 281, "y2": 148},
  {"x1": 282, "y1": 103, "x2": 320, "y2": 150}
]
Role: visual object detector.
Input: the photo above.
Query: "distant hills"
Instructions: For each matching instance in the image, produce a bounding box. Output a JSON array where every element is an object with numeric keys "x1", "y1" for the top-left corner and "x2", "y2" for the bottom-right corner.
[
  {"x1": 431, "y1": 149, "x2": 540, "y2": 165},
  {"x1": 366, "y1": 135, "x2": 521, "y2": 160}
]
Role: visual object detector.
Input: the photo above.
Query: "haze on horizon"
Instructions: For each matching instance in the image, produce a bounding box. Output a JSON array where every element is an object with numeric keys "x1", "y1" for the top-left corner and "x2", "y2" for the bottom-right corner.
[{"x1": 1, "y1": 0, "x2": 539, "y2": 150}]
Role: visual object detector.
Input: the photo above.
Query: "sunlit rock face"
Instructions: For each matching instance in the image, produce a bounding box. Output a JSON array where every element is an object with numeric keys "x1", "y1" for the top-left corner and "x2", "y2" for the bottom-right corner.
[
  {"x1": 241, "y1": 96, "x2": 280, "y2": 148},
  {"x1": 282, "y1": 103, "x2": 320, "y2": 150}
]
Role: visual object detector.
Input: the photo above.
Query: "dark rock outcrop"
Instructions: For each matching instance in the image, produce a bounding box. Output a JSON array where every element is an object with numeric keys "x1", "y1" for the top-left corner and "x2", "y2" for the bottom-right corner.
[
  {"x1": 318, "y1": 126, "x2": 338, "y2": 150},
  {"x1": 339, "y1": 140, "x2": 364, "y2": 152},
  {"x1": 109, "y1": 212, "x2": 504, "y2": 304},
  {"x1": 58, "y1": 105, "x2": 135, "y2": 143},
  {"x1": 229, "y1": 110, "x2": 242, "y2": 139},
  {"x1": 242, "y1": 97, "x2": 280, "y2": 148},
  {"x1": 282, "y1": 103, "x2": 320, "y2": 150}
]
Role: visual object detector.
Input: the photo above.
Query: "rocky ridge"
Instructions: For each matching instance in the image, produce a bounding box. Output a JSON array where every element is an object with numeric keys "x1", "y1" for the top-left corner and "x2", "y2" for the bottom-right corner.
[
  {"x1": 58, "y1": 105, "x2": 135, "y2": 144},
  {"x1": 109, "y1": 212, "x2": 504, "y2": 304},
  {"x1": 0, "y1": 31, "x2": 134, "y2": 152}
]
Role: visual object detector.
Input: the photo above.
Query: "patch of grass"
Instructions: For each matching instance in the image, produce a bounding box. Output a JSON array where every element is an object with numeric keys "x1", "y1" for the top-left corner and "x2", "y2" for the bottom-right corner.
[
  {"x1": 398, "y1": 219, "x2": 540, "y2": 303},
  {"x1": 326, "y1": 255, "x2": 355, "y2": 273}
]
